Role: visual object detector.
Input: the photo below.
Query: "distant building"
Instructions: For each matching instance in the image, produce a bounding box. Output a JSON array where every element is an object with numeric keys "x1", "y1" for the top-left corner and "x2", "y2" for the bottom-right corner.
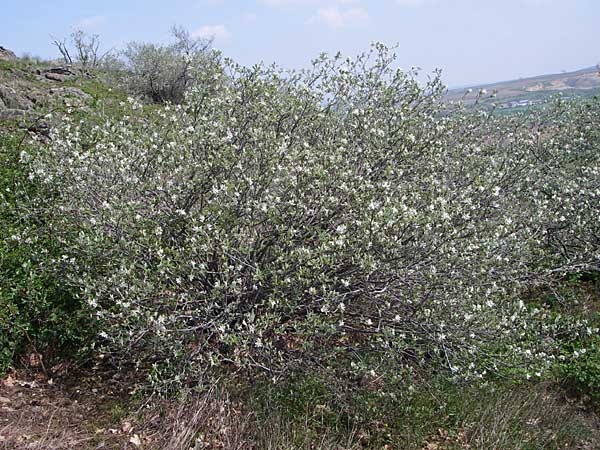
[{"x1": 500, "y1": 99, "x2": 540, "y2": 109}]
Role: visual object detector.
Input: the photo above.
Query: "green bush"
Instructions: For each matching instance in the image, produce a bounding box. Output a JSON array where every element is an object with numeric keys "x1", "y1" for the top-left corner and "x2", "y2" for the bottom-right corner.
[
  {"x1": 556, "y1": 318, "x2": 600, "y2": 410},
  {"x1": 0, "y1": 133, "x2": 95, "y2": 373},
  {"x1": 527, "y1": 272, "x2": 600, "y2": 411}
]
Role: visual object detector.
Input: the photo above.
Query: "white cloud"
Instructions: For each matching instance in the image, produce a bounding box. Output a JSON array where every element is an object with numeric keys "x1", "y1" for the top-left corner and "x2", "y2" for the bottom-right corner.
[
  {"x1": 312, "y1": 5, "x2": 369, "y2": 29},
  {"x1": 74, "y1": 16, "x2": 106, "y2": 29},
  {"x1": 192, "y1": 24, "x2": 232, "y2": 43}
]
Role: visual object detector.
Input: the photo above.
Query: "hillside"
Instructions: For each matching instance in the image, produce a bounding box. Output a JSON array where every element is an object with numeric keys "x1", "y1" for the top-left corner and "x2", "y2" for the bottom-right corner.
[
  {"x1": 0, "y1": 49, "x2": 125, "y2": 139},
  {"x1": 446, "y1": 65, "x2": 600, "y2": 109}
]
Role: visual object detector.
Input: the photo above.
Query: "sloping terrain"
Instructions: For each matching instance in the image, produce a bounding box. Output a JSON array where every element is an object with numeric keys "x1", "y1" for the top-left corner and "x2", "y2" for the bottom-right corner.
[
  {"x1": 0, "y1": 50, "x2": 123, "y2": 137},
  {"x1": 446, "y1": 65, "x2": 600, "y2": 109}
]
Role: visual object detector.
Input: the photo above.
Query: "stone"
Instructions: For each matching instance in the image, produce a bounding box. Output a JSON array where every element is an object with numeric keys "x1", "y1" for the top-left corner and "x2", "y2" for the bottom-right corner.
[
  {"x1": 45, "y1": 72, "x2": 68, "y2": 82},
  {"x1": 49, "y1": 86, "x2": 92, "y2": 101},
  {"x1": 0, "y1": 85, "x2": 34, "y2": 110},
  {"x1": 44, "y1": 66, "x2": 75, "y2": 75},
  {"x1": 28, "y1": 122, "x2": 51, "y2": 137},
  {"x1": 24, "y1": 89, "x2": 47, "y2": 107},
  {"x1": 43, "y1": 67, "x2": 76, "y2": 82},
  {"x1": 0, "y1": 108, "x2": 35, "y2": 120},
  {"x1": 0, "y1": 46, "x2": 17, "y2": 62}
]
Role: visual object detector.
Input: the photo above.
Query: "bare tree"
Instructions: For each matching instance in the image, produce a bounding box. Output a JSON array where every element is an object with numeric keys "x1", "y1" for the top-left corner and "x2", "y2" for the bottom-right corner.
[
  {"x1": 72, "y1": 30, "x2": 101, "y2": 67},
  {"x1": 51, "y1": 36, "x2": 73, "y2": 65},
  {"x1": 51, "y1": 30, "x2": 111, "y2": 68}
]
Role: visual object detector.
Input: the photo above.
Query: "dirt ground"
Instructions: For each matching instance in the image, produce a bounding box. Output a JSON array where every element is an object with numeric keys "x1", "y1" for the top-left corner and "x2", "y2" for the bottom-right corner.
[
  {"x1": 0, "y1": 364, "x2": 144, "y2": 450},
  {"x1": 0, "y1": 364, "x2": 251, "y2": 450}
]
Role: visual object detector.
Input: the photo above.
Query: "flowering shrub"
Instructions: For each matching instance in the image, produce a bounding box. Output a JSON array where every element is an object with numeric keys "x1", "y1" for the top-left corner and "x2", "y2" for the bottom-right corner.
[{"x1": 30, "y1": 44, "x2": 599, "y2": 390}]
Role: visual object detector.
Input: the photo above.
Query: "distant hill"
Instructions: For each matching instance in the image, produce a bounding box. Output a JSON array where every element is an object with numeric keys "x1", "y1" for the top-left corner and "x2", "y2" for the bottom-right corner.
[{"x1": 446, "y1": 66, "x2": 600, "y2": 110}]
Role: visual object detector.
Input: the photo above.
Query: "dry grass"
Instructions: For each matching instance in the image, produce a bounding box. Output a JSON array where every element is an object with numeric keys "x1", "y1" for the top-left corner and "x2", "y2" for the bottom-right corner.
[
  {"x1": 152, "y1": 386, "x2": 253, "y2": 450},
  {"x1": 459, "y1": 384, "x2": 597, "y2": 450},
  {"x1": 142, "y1": 385, "x2": 362, "y2": 450}
]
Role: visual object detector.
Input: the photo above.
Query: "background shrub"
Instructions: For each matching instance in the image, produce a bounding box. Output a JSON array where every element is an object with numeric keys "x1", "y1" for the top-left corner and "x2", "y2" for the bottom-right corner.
[{"x1": 118, "y1": 26, "x2": 216, "y2": 104}]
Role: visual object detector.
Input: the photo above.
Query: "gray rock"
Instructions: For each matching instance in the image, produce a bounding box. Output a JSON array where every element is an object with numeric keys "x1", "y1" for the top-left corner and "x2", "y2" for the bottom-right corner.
[
  {"x1": 44, "y1": 66, "x2": 75, "y2": 75},
  {"x1": 0, "y1": 108, "x2": 35, "y2": 120},
  {"x1": 0, "y1": 85, "x2": 34, "y2": 110},
  {"x1": 43, "y1": 67, "x2": 77, "y2": 82},
  {"x1": 49, "y1": 86, "x2": 92, "y2": 101},
  {"x1": 24, "y1": 89, "x2": 48, "y2": 107},
  {"x1": 0, "y1": 46, "x2": 17, "y2": 62},
  {"x1": 28, "y1": 122, "x2": 51, "y2": 137},
  {"x1": 45, "y1": 72, "x2": 69, "y2": 82}
]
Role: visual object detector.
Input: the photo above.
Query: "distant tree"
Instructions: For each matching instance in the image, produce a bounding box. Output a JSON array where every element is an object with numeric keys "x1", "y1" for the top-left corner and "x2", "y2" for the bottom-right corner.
[{"x1": 51, "y1": 30, "x2": 112, "y2": 68}]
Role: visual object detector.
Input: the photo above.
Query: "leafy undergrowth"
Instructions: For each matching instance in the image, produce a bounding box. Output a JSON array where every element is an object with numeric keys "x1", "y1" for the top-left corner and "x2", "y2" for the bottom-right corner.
[
  {"x1": 0, "y1": 132, "x2": 97, "y2": 374},
  {"x1": 526, "y1": 274, "x2": 600, "y2": 413}
]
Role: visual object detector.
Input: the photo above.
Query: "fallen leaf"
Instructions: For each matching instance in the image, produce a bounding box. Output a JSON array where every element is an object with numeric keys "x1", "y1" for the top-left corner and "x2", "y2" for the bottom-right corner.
[
  {"x1": 2, "y1": 374, "x2": 16, "y2": 387},
  {"x1": 130, "y1": 434, "x2": 142, "y2": 447},
  {"x1": 28, "y1": 352, "x2": 42, "y2": 367},
  {"x1": 122, "y1": 421, "x2": 134, "y2": 433}
]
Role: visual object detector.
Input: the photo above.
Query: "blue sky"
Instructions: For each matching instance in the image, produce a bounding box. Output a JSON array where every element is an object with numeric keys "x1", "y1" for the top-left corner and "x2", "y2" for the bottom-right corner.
[{"x1": 2, "y1": 0, "x2": 599, "y2": 87}]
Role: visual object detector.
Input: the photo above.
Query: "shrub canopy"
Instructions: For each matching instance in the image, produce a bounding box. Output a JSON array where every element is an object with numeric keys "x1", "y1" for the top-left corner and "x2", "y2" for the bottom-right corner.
[{"x1": 30, "y1": 44, "x2": 600, "y2": 390}]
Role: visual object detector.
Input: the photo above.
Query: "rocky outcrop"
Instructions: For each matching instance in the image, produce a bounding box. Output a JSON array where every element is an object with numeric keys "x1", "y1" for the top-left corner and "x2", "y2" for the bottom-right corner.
[
  {"x1": 0, "y1": 108, "x2": 35, "y2": 120},
  {"x1": 0, "y1": 84, "x2": 34, "y2": 110},
  {"x1": 0, "y1": 57, "x2": 96, "y2": 137},
  {"x1": 49, "y1": 86, "x2": 92, "y2": 102},
  {"x1": 43, "y1": 67, "x2": 76, "y2": 82},
  {"x1": 0, "y1": 46, "x2": 17, "y2": 62}
]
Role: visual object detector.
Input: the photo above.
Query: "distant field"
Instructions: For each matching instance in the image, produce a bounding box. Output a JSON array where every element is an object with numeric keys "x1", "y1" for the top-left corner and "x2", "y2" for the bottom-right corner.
[{"x1": 446, "y1": 65, "x2": 600, "y2": 109}]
